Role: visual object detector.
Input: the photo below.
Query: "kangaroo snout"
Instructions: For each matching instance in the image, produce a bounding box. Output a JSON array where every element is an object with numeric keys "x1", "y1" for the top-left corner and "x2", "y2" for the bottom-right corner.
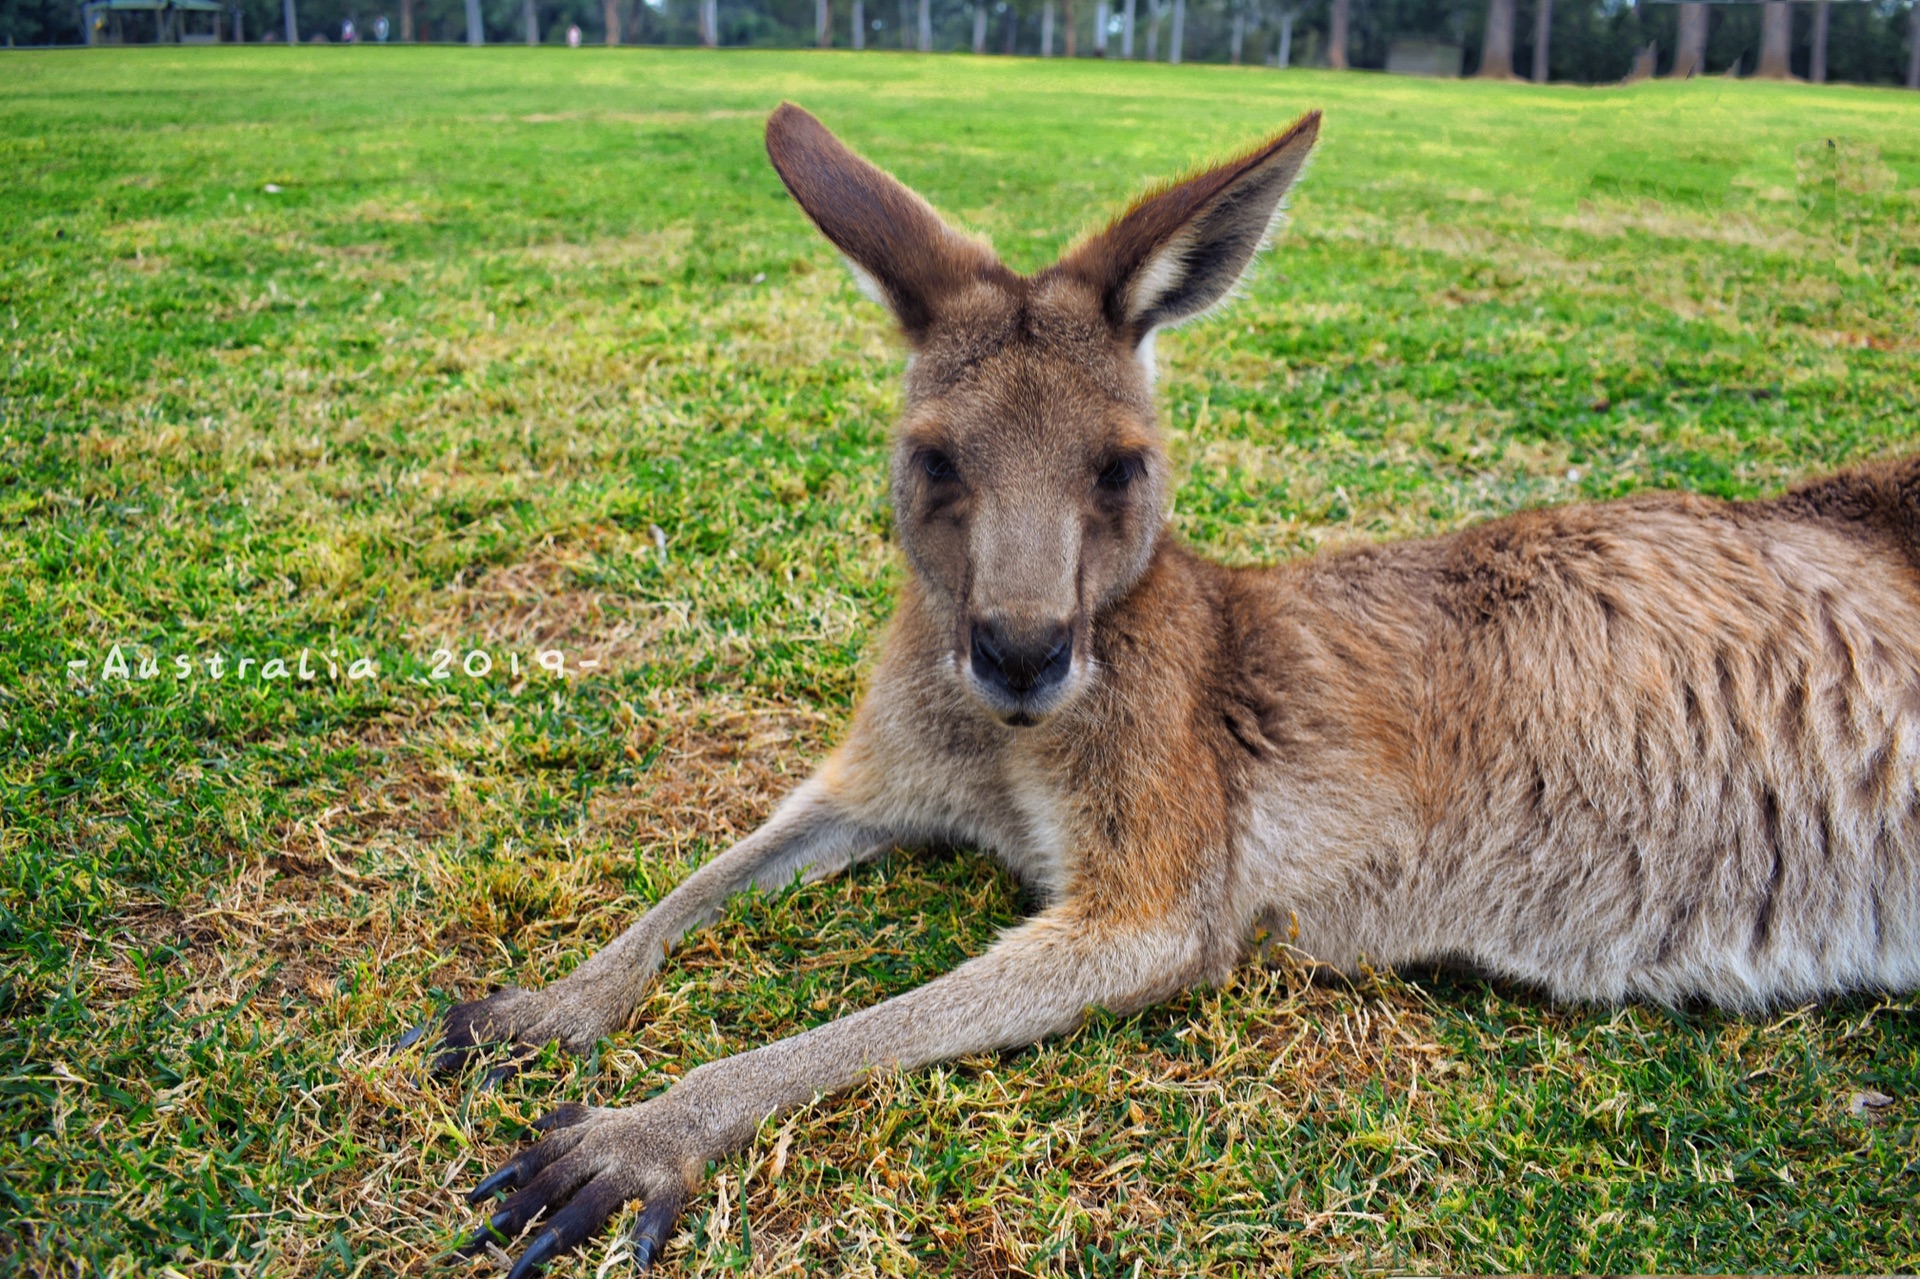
[{"x1": 968, "y1": 617, "x2": 1075, "y2": 719}]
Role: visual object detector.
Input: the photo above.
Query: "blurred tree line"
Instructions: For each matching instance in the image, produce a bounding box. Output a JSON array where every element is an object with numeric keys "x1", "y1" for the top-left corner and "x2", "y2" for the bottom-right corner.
[{"x1": 4, "y1": 0, "x2": 1918, "y2": 88}]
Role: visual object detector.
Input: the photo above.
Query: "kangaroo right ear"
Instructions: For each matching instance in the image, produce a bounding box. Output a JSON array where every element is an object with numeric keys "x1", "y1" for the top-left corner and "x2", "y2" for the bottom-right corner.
[
  {"x1": 1056, "y1": 111, "x2": 1321, "y2": 359},
  {"x1": 766, "y1": 103, "x2": 1007, "y2": 343}
]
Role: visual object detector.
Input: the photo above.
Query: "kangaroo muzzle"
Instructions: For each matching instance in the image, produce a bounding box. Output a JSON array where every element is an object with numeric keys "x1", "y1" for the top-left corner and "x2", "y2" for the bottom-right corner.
[{"x1": 966, "y1": 617, "x2": 1076, "y2": 723}]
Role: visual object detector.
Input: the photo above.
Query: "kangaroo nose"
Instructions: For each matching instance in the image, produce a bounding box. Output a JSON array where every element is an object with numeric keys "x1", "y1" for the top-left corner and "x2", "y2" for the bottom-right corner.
[{"x1": 970, "y1": 620, "x2": 1074, "y2": 699}]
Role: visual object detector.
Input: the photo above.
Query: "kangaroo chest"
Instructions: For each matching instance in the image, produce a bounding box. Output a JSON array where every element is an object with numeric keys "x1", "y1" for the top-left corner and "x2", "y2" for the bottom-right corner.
[{"x1": 988, "y1": 766, "x2": 1076, "y2": 899}]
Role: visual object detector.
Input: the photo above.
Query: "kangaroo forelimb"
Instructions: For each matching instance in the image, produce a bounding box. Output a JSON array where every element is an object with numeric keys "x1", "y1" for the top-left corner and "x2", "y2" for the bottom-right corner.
[{"x1": 429, "y1": 777, "x2": 896, "y2": 1076}]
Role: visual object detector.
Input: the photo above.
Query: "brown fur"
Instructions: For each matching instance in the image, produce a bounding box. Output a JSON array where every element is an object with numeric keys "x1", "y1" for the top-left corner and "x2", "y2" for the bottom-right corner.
[{"x1": 437, "y1": 107, "x2": 1920, "y2": 1272}]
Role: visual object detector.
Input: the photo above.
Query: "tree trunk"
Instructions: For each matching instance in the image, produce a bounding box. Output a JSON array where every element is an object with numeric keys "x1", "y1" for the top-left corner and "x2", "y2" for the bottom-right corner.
[
  {"x1": 282, "y1": 0, "x2": 297, "y2": 41},
  {"x1": 1478, "y1": 0, "x2": 1515, "y2": 77},
  {"x1": 1145, "y1": 0, "x2": 1159, "y2": 59},
  {"x1": 817, "y1": 0, "x2": 830, "y2": 46},
  {"x1": 602, "y1": 0, "x2": 618, "y2": 42},
  {"x1": 1277, "y1": 8, "x2": 1292, "y2": 64},
  {"x1": 466, "y1": 0, "x2": 482, "y2": 43},
  {"x1": 1002, "y1": 1, "x2": 1015, "y2": 50},
  {"x1": 917, "y1": 0, "x2": 930, "y2": 48},
  {"x1": 1328, "y1": 0, "x2": 1347, "y2": 68},
  {"x1": 1670, "y1": 1, "x2": 1705, "y2": 76},
  {"x1": 1230, "y1": 7, "x2": 1242, "y2": 62},
  {"x1": 1531, "y1": 0, "x2": 1550, "y2": 80},
  {"x1": 1063, "y1": 0, "x2": 1075, "y2": 55},
  {"x1": 1808, "y1": 0, "x2": 1827, "y2": 81},
  {"x1": 851, "y1": 0, "x2": 864, "y2": 46},
  {"x1": 1910, "y1": 1, "x2": 1920, "y2": 89},
  {"x1": 971, "y1": 0, "x2": 985, "y2": 51},
  {"x1": 1169, "y1": 0, "x2": 1182, "y2": 61},
  {"x1": 1041, "y1": 0, "x2": 1053, "y2": 52},
  {"x1": 1755, "y1": 0, "x2": 1792, "y2": 77},
  {"x1": 1121, "y1": 0, "x2": 1134, "y2": 56},
  {"x1": 700, "y1": 0, "x2": 716, "y2": 44},
  {"x1": 1094, "y1": 0, "x2": 1108, "y2": 53},
  {"x1": 523, "y1": 0, "x2": 537, "y2": 43}
]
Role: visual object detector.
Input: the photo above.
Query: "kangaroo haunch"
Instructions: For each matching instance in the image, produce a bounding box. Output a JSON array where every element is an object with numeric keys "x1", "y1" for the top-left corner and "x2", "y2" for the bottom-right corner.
[{"x1": 432, "y1": 104, "x2": 1920, "y2": 1276}]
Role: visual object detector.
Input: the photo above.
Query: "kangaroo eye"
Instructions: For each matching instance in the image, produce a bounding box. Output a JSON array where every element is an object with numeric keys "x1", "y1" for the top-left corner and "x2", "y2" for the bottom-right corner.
[
  {"x1": 920, "y1": 450, "x2": 959, "y2": 482},
  {"x1": 1097, "y1": 455, "x2": 1143, "y2": 491}
]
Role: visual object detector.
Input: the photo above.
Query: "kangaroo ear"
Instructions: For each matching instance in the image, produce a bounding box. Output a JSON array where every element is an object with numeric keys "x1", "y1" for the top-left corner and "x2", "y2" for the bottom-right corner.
[
  {"x1": 1057, "y1": 110, "x2": 1321, "y2": 354},
  {"x1": 766, "y1": 103, "x2": 1006, "y2": 343}
]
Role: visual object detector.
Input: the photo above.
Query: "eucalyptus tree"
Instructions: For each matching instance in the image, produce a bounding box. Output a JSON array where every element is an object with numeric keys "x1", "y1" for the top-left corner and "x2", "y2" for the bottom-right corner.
[
  {"x1": 1670, "y1": 1, "x2": 1706, "y2": 74},
  {"x1": 1755, "y1": 0, "x2": 1791, "y2": 75},
  {"x1": 1907, "y1": 0, "x2": 1917, "y2": 86},
  {"x1": 1532, "y1": 0, "x2": 1551, "y2": 78},
  {"x1": 1479, "y1": 0, "x2": 1516, "y2": 74}
]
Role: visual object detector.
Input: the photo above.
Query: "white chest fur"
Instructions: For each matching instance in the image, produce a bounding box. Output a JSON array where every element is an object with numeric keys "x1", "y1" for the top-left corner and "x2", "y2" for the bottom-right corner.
[{"x1": 991, "y1": 764, "x2": 1075, "y2": 901}]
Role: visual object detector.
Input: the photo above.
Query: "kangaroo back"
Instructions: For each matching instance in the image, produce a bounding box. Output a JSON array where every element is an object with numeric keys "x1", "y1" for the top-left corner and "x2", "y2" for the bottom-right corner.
[{"x1": 1757, "y1": 453, "x2": 1920, "y2": 577}]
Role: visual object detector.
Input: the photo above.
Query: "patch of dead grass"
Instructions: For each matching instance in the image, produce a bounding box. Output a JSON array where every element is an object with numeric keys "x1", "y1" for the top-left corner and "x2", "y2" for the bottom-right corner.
[
  {"x1": 519, "y1": 228, "x2": 692, "y2": 270},
  {"x1": 414, "y1": 530, "x2": 671, "y2": 675}
]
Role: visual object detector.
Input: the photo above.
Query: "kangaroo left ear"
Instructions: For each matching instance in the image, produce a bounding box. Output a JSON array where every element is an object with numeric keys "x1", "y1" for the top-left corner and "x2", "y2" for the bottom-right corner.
[{"x1": 1054, "y1": 111, "x2": 1320, "y2": 353}]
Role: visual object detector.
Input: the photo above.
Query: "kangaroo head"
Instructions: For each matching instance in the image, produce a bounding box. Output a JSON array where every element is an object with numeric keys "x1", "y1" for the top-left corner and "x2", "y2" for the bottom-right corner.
[{"x1": 766, "y1": 104, "x2": 1320, "y2": 727}]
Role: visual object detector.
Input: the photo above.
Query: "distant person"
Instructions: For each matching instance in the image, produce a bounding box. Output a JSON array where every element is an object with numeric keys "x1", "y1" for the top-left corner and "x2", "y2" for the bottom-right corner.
[
  {"x1": 374, "y1": 14, "x2": 388, "y2": 40},
  {"x1": 567, "y1": 23, "x2": 581, "y2": 45},
  {"x1": 341, "y1": 16, "x2": 355, "y2": 40}
]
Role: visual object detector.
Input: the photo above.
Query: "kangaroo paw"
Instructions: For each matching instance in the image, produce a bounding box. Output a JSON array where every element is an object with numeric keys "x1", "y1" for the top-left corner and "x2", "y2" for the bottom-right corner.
[
  {"x1": 418, "y1": 985, "x2": 608, "y2": 1078},
  {"x1": 460, "y1": 1102, "x2": 698, "y2": 1275}
]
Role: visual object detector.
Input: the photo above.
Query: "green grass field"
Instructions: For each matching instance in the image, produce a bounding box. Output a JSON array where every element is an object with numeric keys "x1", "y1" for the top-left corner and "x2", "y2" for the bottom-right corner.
[{"x1": 3, "y1": 46, "x2": 1919, "y2": 1276}]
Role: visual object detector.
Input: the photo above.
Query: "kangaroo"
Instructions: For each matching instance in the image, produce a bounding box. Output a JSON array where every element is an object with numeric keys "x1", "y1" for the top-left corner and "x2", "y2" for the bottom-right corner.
[{"x1": 432, "y1": 104, "x2": 1920, "y2": 1276}]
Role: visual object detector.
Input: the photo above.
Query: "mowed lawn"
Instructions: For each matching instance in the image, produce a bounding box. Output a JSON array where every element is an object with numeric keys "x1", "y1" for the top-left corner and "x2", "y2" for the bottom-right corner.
[{"x1": 4, "y1": 45, "x2": 1920, "y2": 1276}]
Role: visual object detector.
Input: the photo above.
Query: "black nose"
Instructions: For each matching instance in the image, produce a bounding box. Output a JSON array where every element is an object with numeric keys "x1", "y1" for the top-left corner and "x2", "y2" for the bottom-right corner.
[{"x1": 970, "y1": 620, "x2": 1074, "y2": 700}]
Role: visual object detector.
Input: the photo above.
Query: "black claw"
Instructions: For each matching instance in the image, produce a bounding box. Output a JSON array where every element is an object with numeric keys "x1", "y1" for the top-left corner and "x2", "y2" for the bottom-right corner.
[
  {"x1": 504, "y1": 1228, "x2": 563, "y2": 1279},
  {"x1": 468, "y1": 1160, "x2": 523, "y2": 1204},
  {"x1": 480, "y1": 1061, "x2": 519, "y2": 1091},
  {"x1": 395, "y1": 1018, "x2": 431, "y2": 1051},
  {"x1": 531, "y1": 1102, "x2": 592, "y2": 1133},
  {"x1": 629, "y1": 1188, "x2": 685, "y2": 1271},
  {"x1": 432, "y1": 1045, "x2": 477, "y2": 1077}
]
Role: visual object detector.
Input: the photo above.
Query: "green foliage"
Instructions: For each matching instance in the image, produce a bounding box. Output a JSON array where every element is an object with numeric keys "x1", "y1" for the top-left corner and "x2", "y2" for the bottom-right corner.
[{"x1": 1, "y1": 48, "x2": 1918, "y2": 1276}]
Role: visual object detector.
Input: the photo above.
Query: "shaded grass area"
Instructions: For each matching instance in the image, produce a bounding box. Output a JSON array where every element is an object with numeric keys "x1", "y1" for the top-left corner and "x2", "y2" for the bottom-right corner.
[{"x1": 3, "y1": 45, "x2": 1919, "y2": 1275}]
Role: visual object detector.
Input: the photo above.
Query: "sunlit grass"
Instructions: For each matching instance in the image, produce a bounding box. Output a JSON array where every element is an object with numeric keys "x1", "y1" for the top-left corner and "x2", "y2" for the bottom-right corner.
[{"x1": 2, "y1": 47, "x2": 1917, "y2": 1276}]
